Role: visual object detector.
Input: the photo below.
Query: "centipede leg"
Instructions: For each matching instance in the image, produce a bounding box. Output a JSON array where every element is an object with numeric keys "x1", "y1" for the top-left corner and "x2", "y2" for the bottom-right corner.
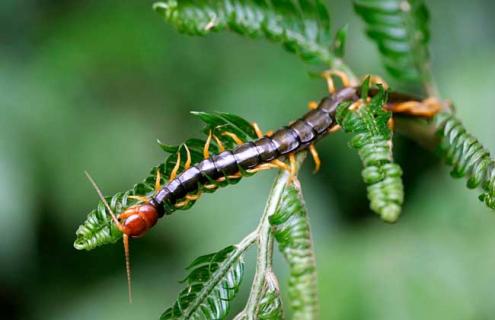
[
  {"x1": 174, "y1": 198, "x2": 190, "y2": 208},
  {"x1": 203, "y1": 183, "x2": 218, "y2": 190},
  {"x1": 213, "y1": 171, "x2": 242, "y2": 184},
  {"x1": 322, "y1": 70, "x2": 336, "y2": 93},
  {"x1": 251, "y1": 122, "x2": 273, "y2": 139},
  {"x1": 247, "y1": 163, "x2": 282, "y2": 174},
  {"x1": 204, "y1": 130, "x2": 213, "y2": 159},
  {"x1": 288, "y1": 153, "x2": 297, "y2": 183},
  {"x1": 212, "y1": 134, "x2": 225, "y2": 152},
  {"x1": 309, "y1": 144, "x2": 321, "y2": 174},
  {"x1": 184, "y1": 144, "x2": 191, "y2": 170},
  {"x1": 388, "y1": 98, "x2": 442, "y2": 117},
  {"x1": 307, "y1": 101, "x2": 318, "y2": 110},
  {"x1": 222, "y1": 131, "x2": 244, "y2": 145},
  {"x1": 186, "y1": 192, "x2": 202, "y2": 201},
  {"x1": 227, "y1": 172, "x2": 242, "y2": 180},
  {"x1": 154, "y1": 169, "x2": 161, "y2": 193},
  {"x1": 169, "y1": 151, "x2": 181, "y2": 182},
  {"x1": 252, "y1": 122, "x2": 264, "y2": 139},
  {"x1": 321, "y1": 69, "x2": 352, "y2": 93},
  {"x1": 329, "y1": 125, "x2": 341, "y2": 133},
  {"x1": 271, "y1": 159, "x2": 290, "y2": 171}
]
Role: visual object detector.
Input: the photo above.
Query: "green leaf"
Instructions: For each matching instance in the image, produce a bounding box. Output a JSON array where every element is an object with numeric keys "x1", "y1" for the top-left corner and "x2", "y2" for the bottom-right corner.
[
  {"x1": 332, "y1": 24, "x2": 348, "y2": 58},
  {"x1": 256, "y1": 273, "x2": 285, "y2": 320},
  {"x1": 161, "y1": 245, "x2": 245, "y2": 320},
  {"x1": 354, "y1": 0, "x2": 431, "y2": 83},
  {"x1": 435, "y1": 112, "x2": 495, "y2": 210},
  {"x1": 336, "y1": 87, "x2": 404, "y2": 222},
  {"x1": 74, "y1": 112, "x2": 258, "y2": 251},
  {"x1": 153, "y1": 0, "x2": 335, "y2": 65},
  {"x1": 360, "y1": 75, "x2": 371, "y2": 100},
  {"x1": 269, "y1": 181, "x2": 319, "y2": 319}
]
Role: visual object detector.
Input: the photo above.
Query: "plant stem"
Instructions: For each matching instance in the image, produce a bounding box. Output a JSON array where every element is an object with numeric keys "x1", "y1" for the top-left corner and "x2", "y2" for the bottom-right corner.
[
  {"x1": 243, "y1": 153, "x2": 307, "y2": 319},
  {"x1": 244, "y1": 174, "x2": 288, "y2": 318}
]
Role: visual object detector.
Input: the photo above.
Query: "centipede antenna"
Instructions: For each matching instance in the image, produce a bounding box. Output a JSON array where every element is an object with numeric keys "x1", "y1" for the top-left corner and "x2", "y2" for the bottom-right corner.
[
  {"x1": 84, "y1": 171, "x2": 121, "y2": 229},
  {"x1": 123, "y1": 234, "x2": 133, "y2": 304},
  {"x1": 84, "y1": 171, "x2": 133, "y2": 302}
]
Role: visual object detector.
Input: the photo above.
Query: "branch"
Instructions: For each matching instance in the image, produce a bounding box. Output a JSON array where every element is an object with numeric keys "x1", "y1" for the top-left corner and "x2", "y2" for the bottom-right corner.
[{"x1": 235, "y1": 153, "x2": 307, "y2": 319}]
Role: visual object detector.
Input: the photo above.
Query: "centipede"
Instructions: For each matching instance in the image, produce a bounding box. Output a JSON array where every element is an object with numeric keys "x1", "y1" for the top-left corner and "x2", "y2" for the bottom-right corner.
[{"x1": 82, "y1": 73, "x2": 442, "y2": 302}]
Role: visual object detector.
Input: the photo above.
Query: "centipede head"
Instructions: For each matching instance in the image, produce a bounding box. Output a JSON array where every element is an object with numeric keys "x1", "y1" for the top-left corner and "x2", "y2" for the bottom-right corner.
[{"x1": 119, "y1": 204, "x2": 159, "y2": 238}]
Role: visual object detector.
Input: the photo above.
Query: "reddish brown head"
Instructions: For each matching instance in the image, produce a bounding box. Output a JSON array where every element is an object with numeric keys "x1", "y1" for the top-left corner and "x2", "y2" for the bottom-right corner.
[{"x1": 119, "y1": 204, "x2": 159, "y2": 238}]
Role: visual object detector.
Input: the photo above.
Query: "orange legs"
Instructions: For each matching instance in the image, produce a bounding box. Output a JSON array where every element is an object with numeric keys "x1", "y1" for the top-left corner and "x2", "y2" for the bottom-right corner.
[
  {"x1": 309, "y1": 145, "x2": 321, "y2": 173},
  {"x1": 387, "y1": 97, "x2": 442, "y2": 118},
  {"x1": 321, "y1": 69, "x2": 352, "y2": 93},
  {"x1": 169, "y1": 150, "x2": 182, "y2": 182},
  {"x1": 246, "y1": 163, "x2": 285, "y2": 174},
  {"x1": 212, "y1": 134, "x2": 225, "y2": 152},
  {"x1": 204, "y1": 130, "x2": 213, "y2": 159},
  {"x1": 307, "y1": 100, "x2": 318, "y2": 110},
  {"x1": 222, "y1": 131, "x2": 244, "y2": 145},
  {"x1": 252, "y1": 122, "x2": 264, "y2": 139}
]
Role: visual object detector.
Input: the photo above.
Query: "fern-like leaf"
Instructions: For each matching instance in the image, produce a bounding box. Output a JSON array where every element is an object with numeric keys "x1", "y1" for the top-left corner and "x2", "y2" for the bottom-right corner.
[
  {"x1": 269, "y1": 181, "x2": 319, "y2": 319},
  {"x1": 153, "y1": 0, "x2": 334, "y2": 65},
  {"x1": 354, "y1": 0, "x2": 431, "y2": 83},
  {"x1": 336, "y1": 87, "x2": 404, "y2": 222},
  {"x1": 435, "y1": 112, "x2": 495, "y2": 210},
  {"x1": 161, "y1": 245, "x2": 245, "y2": 320},
  {"x1": 74, "y1": 112, "x2": 258, "y2": 251},
  {"x1": 256, "y1": 273, "x2": 285, "y2": 320}
]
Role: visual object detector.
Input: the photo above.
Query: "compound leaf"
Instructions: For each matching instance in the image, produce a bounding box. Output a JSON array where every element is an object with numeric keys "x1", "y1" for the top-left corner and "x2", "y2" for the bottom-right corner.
[
  {"x1": 435, "y1": 112, "x2": 495, "y2": 210},
  {"x1": 269, "y1": 181, "x2": 319, "y2": 319},
  {"x1": 161, "y1": 245, "x2": 245, "y2": 320},
  {"x1": 354, "y1": 0, "x2": 431, "y2": 84},
  {"x1": 153, "y1": 0, "x2": 335, "y2": 65},
  {"x1": 336, "y1": 86, "x2": 404, "y2": 222}
]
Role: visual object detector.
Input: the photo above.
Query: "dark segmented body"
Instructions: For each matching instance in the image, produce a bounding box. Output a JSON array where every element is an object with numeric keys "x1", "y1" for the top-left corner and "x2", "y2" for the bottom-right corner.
[{"x1": 150, "y1": 87, "x2": 359, "y2": 217}]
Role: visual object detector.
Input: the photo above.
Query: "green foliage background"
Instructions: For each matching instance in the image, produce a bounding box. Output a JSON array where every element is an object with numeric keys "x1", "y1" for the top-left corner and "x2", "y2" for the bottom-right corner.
[{"x1": 1, "y1": 0, "x2": 495, "y2": 319}]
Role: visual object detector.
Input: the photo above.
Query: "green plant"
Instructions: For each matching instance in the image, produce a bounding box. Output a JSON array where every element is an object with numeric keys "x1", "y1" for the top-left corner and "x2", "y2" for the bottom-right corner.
[{"x1": 74, "y1": 0, "x2": 494, "y2": 319}]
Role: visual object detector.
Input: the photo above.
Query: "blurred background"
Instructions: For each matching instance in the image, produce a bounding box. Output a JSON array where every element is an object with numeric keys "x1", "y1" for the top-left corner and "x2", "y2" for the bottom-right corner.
[{"x1": 1, "y1": 0, "x2": 495, "y2": 319}]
